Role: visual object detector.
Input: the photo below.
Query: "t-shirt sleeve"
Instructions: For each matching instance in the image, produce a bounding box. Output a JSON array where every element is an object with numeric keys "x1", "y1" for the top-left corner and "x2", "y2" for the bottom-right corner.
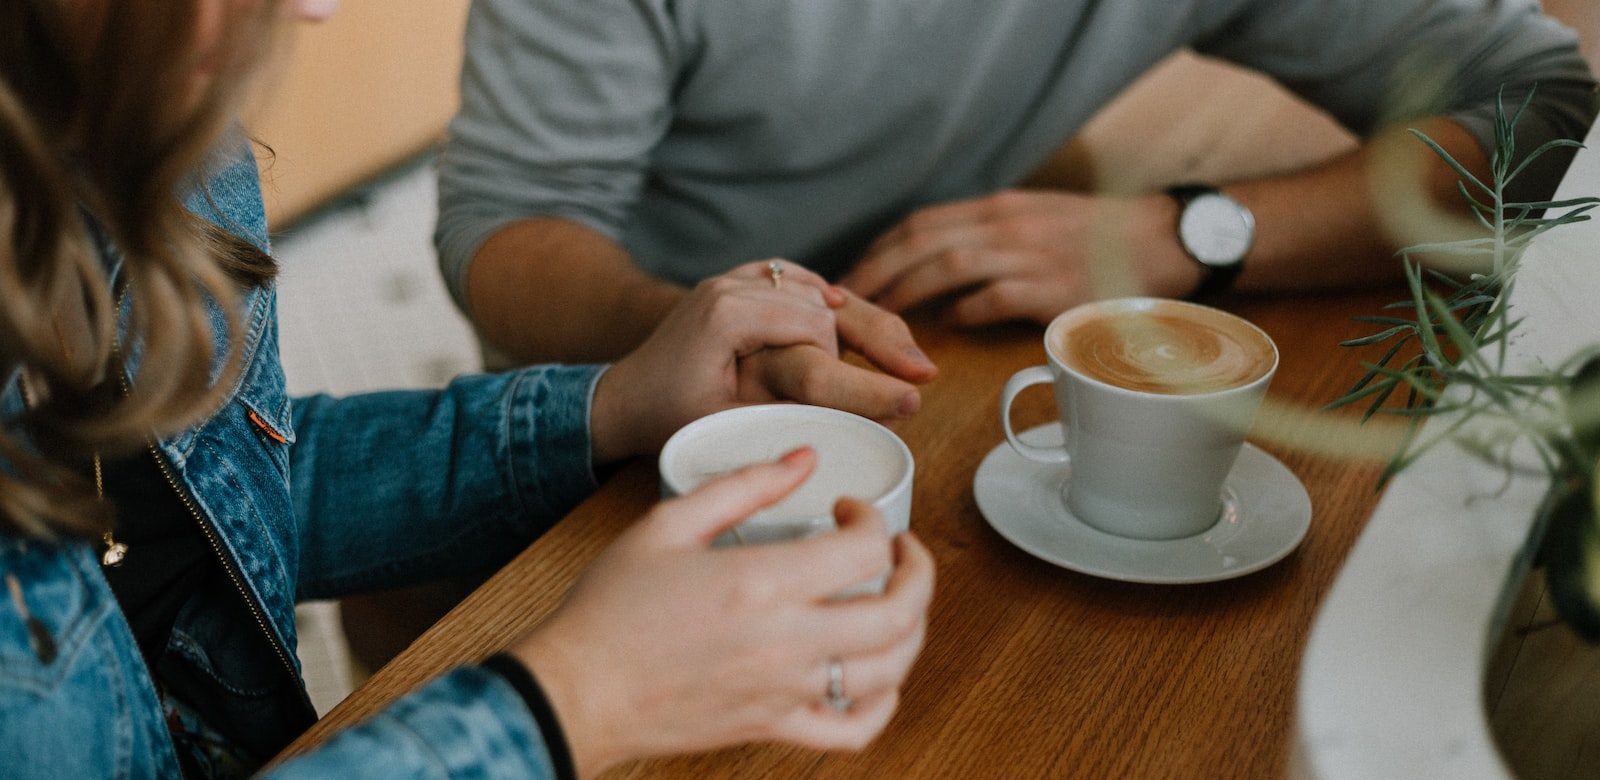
[
  {"x1": 434, "y1": 0, "x2": 679, "y2": 311},
  {"x1": 1190, "y1": 0, "x2": 1597, "y2": 201}
]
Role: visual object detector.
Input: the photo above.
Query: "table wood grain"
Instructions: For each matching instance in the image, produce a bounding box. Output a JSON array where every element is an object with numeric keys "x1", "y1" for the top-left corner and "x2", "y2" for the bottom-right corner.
[{"x1": 281, "y1": 290, "x2": 1404, "y2": 778}]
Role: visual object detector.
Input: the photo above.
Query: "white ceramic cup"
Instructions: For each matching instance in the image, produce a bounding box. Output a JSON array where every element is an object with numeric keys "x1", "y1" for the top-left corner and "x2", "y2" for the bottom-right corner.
[
  {"x1": 1000, "y1": 297, "x2": 1278, "y2": 540},
  {"x1": 659, "y1": 404, "x2": 914, "y2": 593}
]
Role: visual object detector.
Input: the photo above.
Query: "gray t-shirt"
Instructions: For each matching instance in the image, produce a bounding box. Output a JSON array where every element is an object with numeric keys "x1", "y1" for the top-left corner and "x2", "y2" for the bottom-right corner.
[{"x1": 435, "y1": 0, "x2": 1595, "y2": 307}]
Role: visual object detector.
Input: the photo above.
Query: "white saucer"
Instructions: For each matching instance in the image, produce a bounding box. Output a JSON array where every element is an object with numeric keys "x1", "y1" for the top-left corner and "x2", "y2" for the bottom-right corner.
[{"x1": 974, "y1": 423, "x2": 1312, "y2": 584}]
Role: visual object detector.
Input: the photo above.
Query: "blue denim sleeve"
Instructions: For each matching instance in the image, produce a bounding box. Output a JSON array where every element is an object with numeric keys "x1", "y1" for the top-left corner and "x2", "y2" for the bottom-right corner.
[
  {"x1": 289, "y1": 364, "x2": 606, "y2": 600},
  {"x1": 260, "y1": 667, "x2": 561, "y2": 779}
]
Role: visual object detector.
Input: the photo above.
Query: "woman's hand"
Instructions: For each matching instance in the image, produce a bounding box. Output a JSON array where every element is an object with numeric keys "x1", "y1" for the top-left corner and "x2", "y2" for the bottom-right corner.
[
  {"x1": 590, "y1": 260, "x2": 935, "y2": 464},
  {"x1": 508, "y1": 449, "x2": 936, "y2": 778}
]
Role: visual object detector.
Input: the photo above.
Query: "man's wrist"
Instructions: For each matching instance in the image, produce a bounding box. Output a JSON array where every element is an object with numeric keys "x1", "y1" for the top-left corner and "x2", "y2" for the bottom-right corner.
[
  {"x1": 1133, "y1": 194, "x2": 1204, "y2": 298},
  {"x1": 617, "y1": 278, "x2": 686, "y2": 345}
]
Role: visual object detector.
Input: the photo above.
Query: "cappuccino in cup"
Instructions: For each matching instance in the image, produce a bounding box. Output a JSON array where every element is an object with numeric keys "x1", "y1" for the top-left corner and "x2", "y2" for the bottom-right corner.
[
  {"x1": 1001, "y1": 298, "x2": 1277, "y2": 540},
  {"x1": 659, "y1": 405, "x2": 914, "y2": 592},
  {"x1": 1054, "y1": 302, "x2": 1275, "y2": 396}
]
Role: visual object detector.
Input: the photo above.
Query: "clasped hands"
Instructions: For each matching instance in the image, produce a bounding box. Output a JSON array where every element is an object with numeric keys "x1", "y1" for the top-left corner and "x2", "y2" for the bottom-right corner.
[{"x1": 592, "y1": 259, "x2": 939, "y2": 464}]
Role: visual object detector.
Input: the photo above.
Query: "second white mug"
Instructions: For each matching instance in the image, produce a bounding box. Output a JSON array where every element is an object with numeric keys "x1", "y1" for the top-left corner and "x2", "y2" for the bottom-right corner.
[{"x1": 1000, "y1": 298, "x2": 1277, "y2": 540}]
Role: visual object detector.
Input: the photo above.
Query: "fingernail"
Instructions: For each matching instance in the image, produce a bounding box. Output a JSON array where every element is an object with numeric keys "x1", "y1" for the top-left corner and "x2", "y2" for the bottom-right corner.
[
  {"x1": 780, "y1": 447, "x2": 813, "y2": 465},
  {"x1": 904, "y1": 345, "x2": 932, "y2": 366},
  {"x1": 897, "y1": 392, "x2": 921, "y2": 417},
  {"x1": 825, "y1": 285, "x2": 848, "y2": 307}
]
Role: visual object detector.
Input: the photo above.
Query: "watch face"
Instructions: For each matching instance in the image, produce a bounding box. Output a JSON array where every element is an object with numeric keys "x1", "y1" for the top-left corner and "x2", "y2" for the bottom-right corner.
[{"x1": 1179, "y1": 193, "x2": 1255, "y2": 268}]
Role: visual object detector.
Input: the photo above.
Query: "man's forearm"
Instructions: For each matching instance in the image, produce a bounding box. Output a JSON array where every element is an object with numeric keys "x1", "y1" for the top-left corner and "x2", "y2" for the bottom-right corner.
[
  {"x1": 466, "y1": 217, "x2": 685, "y2": 363},
  {"x1": 1220, "y1": 119, "x2": 1493, "y2": 292}
]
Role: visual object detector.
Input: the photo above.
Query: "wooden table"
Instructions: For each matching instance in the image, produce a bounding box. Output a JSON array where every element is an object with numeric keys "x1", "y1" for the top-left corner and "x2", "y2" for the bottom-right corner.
[{"x1": 282, "y1": 290, "x2": 1405, "y2": 777}]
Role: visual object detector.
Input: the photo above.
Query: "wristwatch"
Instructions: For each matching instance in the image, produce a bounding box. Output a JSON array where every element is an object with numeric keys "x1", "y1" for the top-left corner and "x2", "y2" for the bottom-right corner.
[{"x1": 1168, "y1": 184, "x2": 1255, "y2": 301}]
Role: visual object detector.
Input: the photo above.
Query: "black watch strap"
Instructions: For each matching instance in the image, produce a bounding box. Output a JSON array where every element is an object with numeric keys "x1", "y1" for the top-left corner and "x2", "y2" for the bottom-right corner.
[{"x1": 1168, "y1": 184, "x2": 1245, "y2": 302}]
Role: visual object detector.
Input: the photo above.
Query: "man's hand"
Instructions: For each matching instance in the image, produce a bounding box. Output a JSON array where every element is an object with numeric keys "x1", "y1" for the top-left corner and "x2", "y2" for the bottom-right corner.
[{"x1": 841, "y1": 189, "x2": 1201, "y2": 326}]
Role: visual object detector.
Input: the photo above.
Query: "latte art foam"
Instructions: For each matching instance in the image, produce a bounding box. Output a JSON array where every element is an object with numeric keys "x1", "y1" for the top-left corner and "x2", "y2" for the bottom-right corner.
[{"x1": 1054, "y1": 304, "x2": 1274, "y2": 395}]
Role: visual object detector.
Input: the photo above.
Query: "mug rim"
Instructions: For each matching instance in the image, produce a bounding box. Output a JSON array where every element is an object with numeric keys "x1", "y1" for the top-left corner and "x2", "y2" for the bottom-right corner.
[
  {"x1": 658, "y1": 403, "x2": 915, "y2": 514},
  {"x1": 1041, "y1": 297, "x2": 1279, "y2": 400}
]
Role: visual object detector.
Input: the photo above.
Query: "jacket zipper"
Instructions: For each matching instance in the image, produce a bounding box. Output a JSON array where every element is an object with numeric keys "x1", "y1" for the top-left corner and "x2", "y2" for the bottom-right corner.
[
  {"x1": 141, "y1": 437, "x2": 306, "y2": 696},
  {"x1": 110, "y1": 307, "x2": 307, "y2": 706}
]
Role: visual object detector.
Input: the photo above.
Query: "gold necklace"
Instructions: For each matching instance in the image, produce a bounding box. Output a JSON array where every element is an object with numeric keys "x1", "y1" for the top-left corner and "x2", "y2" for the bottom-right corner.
[
  {"x1": 16, "y1": 371, "x2": 124, "y2": 566},
  {"x1": 93, "y1": 451, "x2": 126, "y2": 566}
]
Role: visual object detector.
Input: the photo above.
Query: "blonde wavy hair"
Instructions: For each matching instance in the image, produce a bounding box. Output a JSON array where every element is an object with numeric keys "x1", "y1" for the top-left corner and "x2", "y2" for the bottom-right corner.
[{"x1": 0, "y1": 0, "x2": 281, "y2": 539}]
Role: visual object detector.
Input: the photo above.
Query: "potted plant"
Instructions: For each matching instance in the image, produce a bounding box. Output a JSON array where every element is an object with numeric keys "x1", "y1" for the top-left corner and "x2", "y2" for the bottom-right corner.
[{"x1": 1331, "y1": 89, "x2": 1600, "y2": 638}]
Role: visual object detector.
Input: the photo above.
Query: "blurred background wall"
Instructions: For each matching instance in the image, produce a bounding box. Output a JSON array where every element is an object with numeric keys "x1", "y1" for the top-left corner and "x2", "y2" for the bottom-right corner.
[{"x1": 248, "y1": 1, "x2": 470, "y2": 226}]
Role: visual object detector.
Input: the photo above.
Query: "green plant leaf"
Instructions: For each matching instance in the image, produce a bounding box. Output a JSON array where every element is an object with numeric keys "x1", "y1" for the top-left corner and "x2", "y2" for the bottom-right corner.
[
  {"x1": 1330, "y1": 337, "x2": 1417, "y2": 417},
  {"x1": 1507, "y1": 139, "x2": 1587, "y2": 184},
  {"x1": 1375, "y1": 402, "x2": 1470, "y2": 418},
  {"x1": 1505, "y1": 196, "x2": 1600, "y2": 211},
  {"x1": 1363, "y1": 381, "x2": 1411, "y2": 422},
  {"x1": 1449, "y1": 294, "x2": 1497, "y2": 310},
  {"x1": 1326, "y1": 376, "x2": 1397, "y2": 411},
  {"x1": 1395, "y1": 238, "x2": 1497, "y2": 256},
  {"x1": 1425, "y1": 291, "x2": 1486, "y2": 362},
  {"x1": 1409, "y1": 127, "x2": 1494, "y2": 196},
  {"x1": 1510, "y1": 206, "x2": 1600, "y2": 228},
  {"x1": 1365, "y1": 362, "x2": 1445, "y2": 402},
  {"x1": 1407, "y1": 262, "x2": 1447, "y2": 364},
  {"x1": 1355, "y1": 313, "x2": 1422, "y2": 325},
  {"x1": 1340, "y1": 325, "x2": 1413, "y2": 347},
  {"x1": 1457, "y1": 181, "x2": 1495, "y2": 214},
  {"x1": 1423, "y1": 268, "x2": 1471, "y2": 290},
  {"x1": 1517, "y1": 214, "x2": 1594, "y2": 243},
  {"x1": 1498, "y1": 374, "x2": 1568, "y2": 387}
]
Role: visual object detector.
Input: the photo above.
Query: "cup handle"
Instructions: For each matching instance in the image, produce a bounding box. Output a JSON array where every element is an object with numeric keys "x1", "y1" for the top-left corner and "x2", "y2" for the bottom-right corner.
[{"x1": 1000, "y1": 365, "x2": 1070, "y2": 463}]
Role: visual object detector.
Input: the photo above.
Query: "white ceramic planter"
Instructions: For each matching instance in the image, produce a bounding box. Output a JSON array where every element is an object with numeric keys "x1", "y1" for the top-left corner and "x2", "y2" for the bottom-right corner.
[{"x1": 1294, "y1": 121, "x2": 1600, "y2": 778}]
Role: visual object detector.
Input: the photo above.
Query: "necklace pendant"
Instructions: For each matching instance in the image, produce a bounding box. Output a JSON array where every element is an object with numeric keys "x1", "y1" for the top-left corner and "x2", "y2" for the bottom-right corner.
[{"x1": 101, "y1": 541, "x2": 128, "y2": 567}]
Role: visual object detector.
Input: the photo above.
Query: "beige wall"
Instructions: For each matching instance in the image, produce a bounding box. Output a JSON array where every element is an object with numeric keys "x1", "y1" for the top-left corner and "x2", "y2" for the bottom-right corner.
[{"x1": 246, "y1": 0, "x2": 469, "y2": 227}]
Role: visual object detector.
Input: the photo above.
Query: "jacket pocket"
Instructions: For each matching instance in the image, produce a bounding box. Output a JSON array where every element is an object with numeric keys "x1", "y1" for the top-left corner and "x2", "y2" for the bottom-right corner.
[
  {"x1": 0, "y1": 548, "x2": 162, "y2": 779},
  {"x1": 0, "y1": 543, "x2": 111, "y2": 696}
]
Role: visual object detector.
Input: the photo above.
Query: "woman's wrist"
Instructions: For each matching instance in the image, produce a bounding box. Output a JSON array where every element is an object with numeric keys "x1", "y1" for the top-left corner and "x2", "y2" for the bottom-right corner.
[
  {"x1": 509, "y1": 630, "x2": 626, "y2": 780},
  {"x1": 589, "y1": 363, "x2": 640, "y2": 466},
  {"x1": 481, "y1": 653, "x2": 579, "y2": 780}
]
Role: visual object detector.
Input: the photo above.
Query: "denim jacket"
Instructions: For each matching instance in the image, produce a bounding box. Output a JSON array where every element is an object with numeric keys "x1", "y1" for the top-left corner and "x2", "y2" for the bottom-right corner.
[{"x1": 0, "y1": 142, "x2": 602, "y2": 778}]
